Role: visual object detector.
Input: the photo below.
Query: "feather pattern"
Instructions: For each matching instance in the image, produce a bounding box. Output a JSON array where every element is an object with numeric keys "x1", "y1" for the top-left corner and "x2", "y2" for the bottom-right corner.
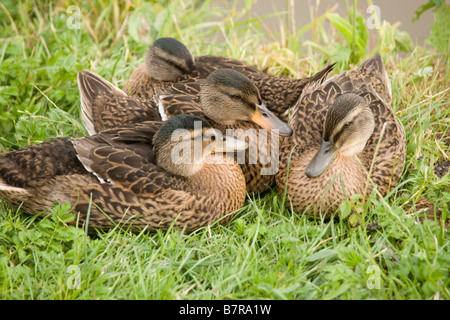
[
  {"x1": 122, "y1": 37, "x2": 334, "y2": 122},
  {"x1": 78, "y1": 70, "x2": 161, "y2": 135},
  {"x1": 0, "y1": 116, "x2": 246, "y2": 231},
  {"x1": 78, "y1": 68, "x2": 293, "y2": 195},
  {"x1": 276, "y1": 54, "x2": 406, "y2": 216}
]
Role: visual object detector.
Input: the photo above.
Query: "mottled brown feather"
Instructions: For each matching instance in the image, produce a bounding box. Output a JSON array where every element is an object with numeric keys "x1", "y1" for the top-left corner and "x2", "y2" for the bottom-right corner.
[
  {"x1": 122, "y1": 38, "x2": 334, "y2": 122},
  {"x1": 276, "y1": 54, "x2": 406, "y2": 217},
  {"x1": 78, "y1": 70, "x2": 161, "y2": 135},
  {"x1": 79, "y1": 69, "x2": 291, "y2": 195},
  {"x1": 0, "y1": 120, "x2": 246, "y2": 232},
  {"x1": 155, "y1": 83, "x2": 284, "y2": 195}
]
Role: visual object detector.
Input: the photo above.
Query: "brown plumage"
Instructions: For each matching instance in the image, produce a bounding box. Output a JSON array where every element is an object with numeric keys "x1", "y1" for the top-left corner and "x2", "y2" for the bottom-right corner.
[
  {"x1": 276, "y1": 54, "x2": 406, "y2": 217},
  {"x1": 122, "y1": 37, "x2": 334, "y2": 121},
  {"x1": 79, "y1": 68, "x2": 293, "y2": 195},
  {"x1": 0, "y1": 115, "x2": 247, "y2": 232},
  {"x1": 78, "y1": 70, "x2": 160, "y2": 135},
  {"x1": 123, "y1": 37, "x2": 195, "y2": 100}
]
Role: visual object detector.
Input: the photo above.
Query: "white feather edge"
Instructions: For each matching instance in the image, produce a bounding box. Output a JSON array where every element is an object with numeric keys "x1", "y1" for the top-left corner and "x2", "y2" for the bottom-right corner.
[
  {"x1": 384, "y1": 68, "x2": 392, "y2": 101},
  {"x1": 79, "y1": 91, "x2": 97, "y2": 136},
  {"x1": 155, "y1": 95, "x2": 169, "y2": 121},
  {"x1": 70, "y1": 139, "x2": 111, "y2": 184},
  {"x1": 0, "y1": 181, "x2": 29, "y2": 194}
]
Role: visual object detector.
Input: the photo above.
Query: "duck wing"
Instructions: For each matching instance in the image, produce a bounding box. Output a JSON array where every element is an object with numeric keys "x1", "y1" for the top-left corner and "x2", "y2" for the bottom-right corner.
[
  {"x1": 78, "y1": 70, "x2": 161, "y2": 134},
  {"x1": 154, "y1": 82, "x2": 208, "y2": 121}
]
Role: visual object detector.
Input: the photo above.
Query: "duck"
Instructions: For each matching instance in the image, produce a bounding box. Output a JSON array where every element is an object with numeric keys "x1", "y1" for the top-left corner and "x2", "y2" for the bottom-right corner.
[
  {"x1": 122, "y1": 37, "x2": 196, "y2": 100},
  {"x1": 275, "y1": 54, "x2": 406, "y2": 217},
  {"x1": 79, "y1": 68, "x2": 293, "y2": 195},
  {"x1": 0, "y1": 114, "x2": 248, "y2": 232},
  {"x1": 123, "y1": 37, "x2": 335, "y2": 121}
]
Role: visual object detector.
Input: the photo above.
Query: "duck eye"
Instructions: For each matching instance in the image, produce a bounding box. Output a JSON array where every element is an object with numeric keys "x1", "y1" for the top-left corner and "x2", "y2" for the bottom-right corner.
[
  {"x1": 344, "y1": 122, "x2": 350, "y2": 127},
  {"x1": 231, "y1": 94, "x2": 241, "y2": 99},
  {"x1": 210, "y1": 135, "x2": 216, "y2": 141}
]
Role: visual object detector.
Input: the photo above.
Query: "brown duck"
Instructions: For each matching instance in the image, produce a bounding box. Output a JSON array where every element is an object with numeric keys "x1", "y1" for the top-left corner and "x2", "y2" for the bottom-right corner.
[
  {"x1": 276, "y1": 54, "x2": 406, "y2": 217},
  {"x1": 123, "y1": 37, "x2": 334, "y2": 121},
  {"x1": 0, "y1": 114, "x2": 248, "y2": 231},
  {"x1": 78, "y1": 68, "x2": 293, "y2": 195}
]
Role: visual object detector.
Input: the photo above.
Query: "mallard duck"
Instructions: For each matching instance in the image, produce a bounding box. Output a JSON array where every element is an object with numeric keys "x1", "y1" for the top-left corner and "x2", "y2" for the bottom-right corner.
[
  {"x1": 0, "y1": 114, "x2": 248, "y2": 231},
  {"x1": 79, "y1": 68, "x2": 293, "y2": 195},
  {"x1": 122, "y1": 37, "x2": 195, "y2": 99},
  {"x1": 275, "y1": 54, "x2": 406, "y2": 217},
  {"x1": 123, "y1": 37, "x2": 334, "y2": 121}
]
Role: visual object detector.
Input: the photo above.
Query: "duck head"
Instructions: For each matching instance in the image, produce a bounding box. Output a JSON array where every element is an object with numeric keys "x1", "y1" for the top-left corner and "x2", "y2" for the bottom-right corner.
[
  {"x1": 306, "y1": 93, "x2": 375, "y2": 178},
  {"x1": 153, "y1": 114, "x2": 247, "y2": 177},
  {"x1": 199, "y1": 68, "x2": 293, "y2": 137},
  {"x1": 144, "y1": 37, "x2": 194, "y2": 81}
]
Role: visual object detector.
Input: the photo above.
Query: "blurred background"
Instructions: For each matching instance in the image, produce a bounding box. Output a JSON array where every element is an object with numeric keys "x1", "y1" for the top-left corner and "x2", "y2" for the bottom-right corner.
[{"x1": 221, "y1": 0, "x2": 434, "y2": 45}]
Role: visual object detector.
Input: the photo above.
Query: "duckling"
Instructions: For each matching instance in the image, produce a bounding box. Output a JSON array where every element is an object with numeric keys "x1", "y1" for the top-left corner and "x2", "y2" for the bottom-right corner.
[
  {"x1": 276, "y1": 54, "x2": 406, "y2": 217},
  {"x1": 123, "y1": 37, "x2": 334, "y2": 121},
  {"x1": 0, "y1": 114, "x2": 248, "y2": 232},
  {"x1": 79, "y1": 68, "x2": 293, "y2": 195}
]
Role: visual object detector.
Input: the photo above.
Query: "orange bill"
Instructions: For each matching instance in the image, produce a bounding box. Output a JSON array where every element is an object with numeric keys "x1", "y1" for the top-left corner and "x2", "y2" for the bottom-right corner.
[{"x1": 249, "y1": 104, "x2": 293, "y2": 137}]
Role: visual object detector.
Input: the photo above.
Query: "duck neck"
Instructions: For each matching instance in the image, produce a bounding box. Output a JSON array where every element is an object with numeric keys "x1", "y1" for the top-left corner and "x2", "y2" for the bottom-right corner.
[
  {"x1": 206, "y1": 120, "x2": 251, "y2": 134},
  {"x1": 187, "y1": 154, "x2": 246, "y2": 200}
]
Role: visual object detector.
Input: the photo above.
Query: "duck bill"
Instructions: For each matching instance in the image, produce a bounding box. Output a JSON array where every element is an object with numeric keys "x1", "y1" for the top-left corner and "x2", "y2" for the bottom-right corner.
[
  {"x1": 305, "y1": 140, "x2": 338, "y2": 178},
  {"x1": 213, "y1": 136, "x2": 248, "y2": 153},
  {"x1": 250, "y1": 104, "x2": 293, "y2": 137}
]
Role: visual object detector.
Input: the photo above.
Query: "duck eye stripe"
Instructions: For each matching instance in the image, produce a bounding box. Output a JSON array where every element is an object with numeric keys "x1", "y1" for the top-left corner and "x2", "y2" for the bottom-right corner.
[
  {"x1": 167, "y1": 60, "x2": 187, "y2": 73},
  {"x1": 333, "y1": 127, "x2": 346, "y2": 142}
]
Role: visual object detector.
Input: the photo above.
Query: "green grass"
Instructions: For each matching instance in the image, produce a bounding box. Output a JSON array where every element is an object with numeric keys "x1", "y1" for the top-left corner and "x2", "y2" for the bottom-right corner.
[{"x1": 0, "y1": 0, "x2": 449, "y2": 300}]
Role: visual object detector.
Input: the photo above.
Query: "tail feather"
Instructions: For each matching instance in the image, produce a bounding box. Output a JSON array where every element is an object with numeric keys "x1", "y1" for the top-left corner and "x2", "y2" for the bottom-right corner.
[
  {"x1": 310, "y1": 62, "x2": 336, "y2": 84},
  {"x1": 280, "y1": 63, "x2": 335, "y2": 121},
  {"x1": 0, "y1": 179, "x2": 30, "y2": 211},
  {"x1": 77, "y1": 70, "x2": 127, "y2": 135},
  {"x1": 358, "y1": 53, "x2": 392, "y2": 104},
  {"x1": 0, "y1": 181, "x2": 29, "y2": 195},
  {"x1": 305, "y1": 62, "x2": 336, "y2": 93},
  {"x1": 359, "y1": 53, "x2": 384, "y2": 74}
]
